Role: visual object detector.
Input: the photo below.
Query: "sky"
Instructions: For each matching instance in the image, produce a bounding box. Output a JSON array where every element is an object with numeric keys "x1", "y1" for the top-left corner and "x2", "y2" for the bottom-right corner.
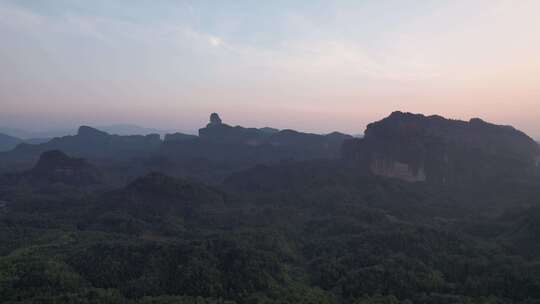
[{"x1": 1, "y1": 0, "x2": 539, "y2": 137}]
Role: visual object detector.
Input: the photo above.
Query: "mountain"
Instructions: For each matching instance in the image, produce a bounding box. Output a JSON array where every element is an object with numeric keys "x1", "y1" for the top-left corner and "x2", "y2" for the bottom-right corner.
[
  {"x1": 0, "y1": 124, "x2": 177, "y2": 139},
  {"x1": 0, "y1": 127, "x2": 36, "y2": 139},
  {"x1": 342, "y1": 111, "x2": 540, "y2": 184},
  {"x1": 24, "y1": 137, "x2": 52, "y2": 145},
  {"x1": 100, "y1": 172, "x2": 226, "y2": 218},
  {"x1": 0, "y1": 150, "x2": 102, "y2": 187},
  {"x1": 198, "y1": 113, "x2": 352, "y2": 150},
  {"x1": 86, "y1": 172, "x2": 229, "y2": 234},
  {"x1": 0, "y1": 132, "x2": 50, "y2": 152},
  {"x1": 0, "y1": 115, "x2": 353, "y2": 180},
  {"x1": 1, "y1": 126, "x2": 162, "y2": 163},
  {"x1": 0, "y1": 127, "x2": 76, "y2": 139},
  {"x1": 161, "y1": 113, "x2": 353, "y2": 164},
  {"x1": 0, "y1": 133, "x2": 22, "y2": 151},
  {"x1": 163, "y1": 132, "x2": 198, "y2": 142},
  {"x1": 26, "y1": 150, "x2": 102, "y2": 185},
  {"x1": 3, "y1": 112, "x2": 540, "y2": 303},
  {"x1": 95, "y1": 124, "x2": 175, "y2": 137}
]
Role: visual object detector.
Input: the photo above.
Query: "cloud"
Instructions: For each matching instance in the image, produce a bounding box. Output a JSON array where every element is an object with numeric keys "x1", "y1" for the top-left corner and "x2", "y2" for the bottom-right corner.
[
  {"x1": 208, "y1": 36, "x2": 222, "y2": 47},
  {"x1": 0, "y1": 3, "x2": 45, "y2": 30}
]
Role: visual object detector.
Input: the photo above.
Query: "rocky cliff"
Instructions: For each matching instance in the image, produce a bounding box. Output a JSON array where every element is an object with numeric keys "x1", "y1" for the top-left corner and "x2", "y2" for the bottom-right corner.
[{"x1": 343, "y1": 111, "x2": 540, "y2": 183}]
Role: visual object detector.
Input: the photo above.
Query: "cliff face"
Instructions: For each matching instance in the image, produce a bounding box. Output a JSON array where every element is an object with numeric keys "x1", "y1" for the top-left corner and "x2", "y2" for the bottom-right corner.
[
  {"x1": 343, "y1": 111, "x2": 540, "y2": 183},
  {"x1": 369, "y1": 159, "x2": 426, "y2": 182}
]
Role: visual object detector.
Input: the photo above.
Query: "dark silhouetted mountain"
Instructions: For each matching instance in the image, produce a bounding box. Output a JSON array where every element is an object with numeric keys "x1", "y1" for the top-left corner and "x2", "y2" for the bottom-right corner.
[
  {"x1": 98, "y1": 172, "x2": 226, "y2": 220},
  {"x1": 24, "y1": 138, "x2": 52, "y2": 145},
  {"x1": 0, "y1": 129, "x2": 52, "y2": 148},
  {"x1": 0, "y1": 124, "x2": 175, "y2": 139},
  {"x1": 163, "y1": 132, "x2": 197, "y2": 142},
  {"x1": 161, "y1": 113, "x2": 353, "y2": 165},
  {"x1": 0, "y1": 127, "x2": 37, "y2": 139},
  {"x1": 0, "y1": 133, "x2": 22, "y2": 151},
  {"x1": 259, "y1": 127, "x2": 279, "y2": 134},
  {"x1": 198, "y1": 113, "x2": 352, "y2": 149},
  {"x1": 96, "y1": 124, "x2": 175, "y2": 136},
  {"x1": 342, "y1": 111, "x2": 540, "y2": 183},
  {"x1": 2, "y1": 126, "x2": 162, "y2": 162},
  {"x1": 0, "y1": 126, "x2": 75, "y2": 139},
  {"x1": 28, "y1": 150, "x2": 101, "y2": 185},
  {"x1": 0, "y1": 150, "x2": 102, "y2": 186},
  {"x1": 208, "y1": 112, "x2": 223, "y2": 126}
]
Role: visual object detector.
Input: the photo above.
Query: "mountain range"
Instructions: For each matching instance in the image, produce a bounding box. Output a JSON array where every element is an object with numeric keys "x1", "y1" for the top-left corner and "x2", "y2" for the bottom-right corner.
[
  {"x1": 1, "y1": 112, "x2": 540, "y2": 303},
  {"x1": 0, "y1": 124, "x2": 184, "y2": 140}
]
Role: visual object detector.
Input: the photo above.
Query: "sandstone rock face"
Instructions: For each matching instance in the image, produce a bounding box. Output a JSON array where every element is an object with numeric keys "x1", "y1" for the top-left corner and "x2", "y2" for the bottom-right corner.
[
  {"x1": 370, "y1": 158, "x2": 426, "y2": 182},
  {"x1": 343, "y1": 111, "x2": 540, "y2": 183},
  {"x1": 163, "y1": 132, "x2": 197, "y2": 143}
]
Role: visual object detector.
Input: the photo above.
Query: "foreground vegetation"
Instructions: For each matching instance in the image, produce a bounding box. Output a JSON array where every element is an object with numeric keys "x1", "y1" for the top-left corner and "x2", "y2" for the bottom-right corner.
[{"x1": 1, "y1": 158, "x2": 540, "y2": 304}]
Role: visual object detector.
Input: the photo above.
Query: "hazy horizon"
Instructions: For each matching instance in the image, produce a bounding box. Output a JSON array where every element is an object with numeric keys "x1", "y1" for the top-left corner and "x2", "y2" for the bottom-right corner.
[
  {"x1": 1, "y1": 111, "x2": 539, "y2": 141},
  {"x1": 2, "y1": 0, "x2": 540, "y2": 138}
]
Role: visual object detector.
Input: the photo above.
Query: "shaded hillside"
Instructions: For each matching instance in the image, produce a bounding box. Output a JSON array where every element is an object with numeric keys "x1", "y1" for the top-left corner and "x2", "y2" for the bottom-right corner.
[
  {"x1": 0, "y1": 150, "x2": 102, "y2": 187},
  {"x1": 3, "y1": 167, "x2": 540, "y2": 303},
  {"x1": 1, "y1": 126, "x2": 162, "y2": 163},
  {"x1": 343, "y1": 111, "x2": 540, "y2": 184},
  {"x1": 83, "y1": 172, "x2": 230, "y2": 235},
  {"x1": 0, "y1": 133, "x2": 22, "y2": 152},
  {"x1": 100, "y1": 172, "x2": 227, "y2": 218}
]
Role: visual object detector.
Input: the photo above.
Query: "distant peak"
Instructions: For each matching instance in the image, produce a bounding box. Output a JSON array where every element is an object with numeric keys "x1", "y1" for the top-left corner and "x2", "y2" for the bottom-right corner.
[
  {"x1": 469, "y1": 117, "x2": 486, "y2": 124},
  {"x1": 77, "y1": 126, "x2": 108, "y2": 137},
  {"x1": 209, "y1": 113, "x2": 223, "y2": 126}
]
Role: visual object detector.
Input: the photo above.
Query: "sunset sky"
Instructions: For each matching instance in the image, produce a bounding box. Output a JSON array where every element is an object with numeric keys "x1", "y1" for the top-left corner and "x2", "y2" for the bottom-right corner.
[{"x1": 1, "y1": 0, "x2": 539, "y2": 137}]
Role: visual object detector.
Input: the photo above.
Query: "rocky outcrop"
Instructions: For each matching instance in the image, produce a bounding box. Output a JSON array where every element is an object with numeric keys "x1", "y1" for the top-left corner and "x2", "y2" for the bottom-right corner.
[
  {"x1": 343, "y1": 111, "x2": 540, "y2": 183},
  {"x1": 209, "y1": 113, "x2": 223, "y2": 126},
  {"x1": 370, "y1": 158, "x2": 426, "y2": 182}
]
